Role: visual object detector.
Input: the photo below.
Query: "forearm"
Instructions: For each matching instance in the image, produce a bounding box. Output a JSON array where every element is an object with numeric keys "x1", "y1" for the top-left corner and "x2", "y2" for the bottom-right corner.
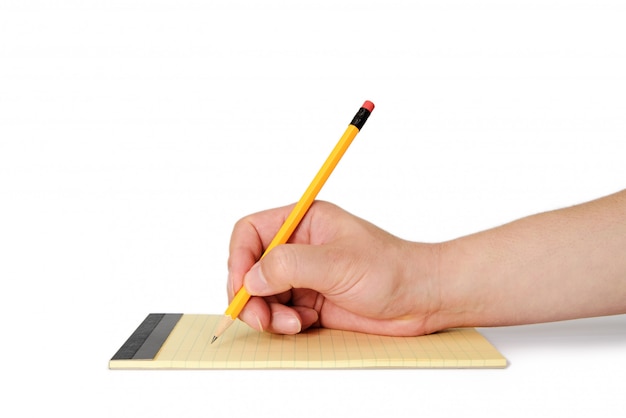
[{"x1": 438, "y1": 190, "x2": 626, "y2": 328}]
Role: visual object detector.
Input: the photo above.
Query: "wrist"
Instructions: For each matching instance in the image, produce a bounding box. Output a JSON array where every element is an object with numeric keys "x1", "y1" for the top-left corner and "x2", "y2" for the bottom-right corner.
[
  {"x1": 399, "y1": 240, "x2": 460, "y2": 334},
  {"x1": 418, "y1": 239, "x2": 486, "y2": 332}
]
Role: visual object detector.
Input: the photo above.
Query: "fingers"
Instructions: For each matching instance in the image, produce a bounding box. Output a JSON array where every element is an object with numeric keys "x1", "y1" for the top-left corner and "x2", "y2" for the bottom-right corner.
[
  {"x1": 227, "y1": 204, "x2": 297, "y2": 300},
  {"x1": 239, "y1": 297, "x2": 319, "y2": 334},
  {"x1": 226, "y1": 201, "x2": 350, "y2": 335},
  {"x1": 227, "y1": 201, "x2": 346, "y2": 299},
  {"x1": 243, "y1": 243, "x2": 349, "y2": 298}
]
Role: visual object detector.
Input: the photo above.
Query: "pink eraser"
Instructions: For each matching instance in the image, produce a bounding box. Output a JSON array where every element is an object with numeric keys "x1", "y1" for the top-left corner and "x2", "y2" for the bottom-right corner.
[{"x1": 361, "y1": 100, "x2": 375, "y2": 112}]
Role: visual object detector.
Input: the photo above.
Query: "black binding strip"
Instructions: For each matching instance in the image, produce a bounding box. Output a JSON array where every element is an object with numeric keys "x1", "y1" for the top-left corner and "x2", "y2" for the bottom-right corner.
[
  {"x1": 111, "y1": 313, "x2": 183, "y2": 360},
  {"x1": 132, "y1": 313, "x2": 183, "y2": 359}
]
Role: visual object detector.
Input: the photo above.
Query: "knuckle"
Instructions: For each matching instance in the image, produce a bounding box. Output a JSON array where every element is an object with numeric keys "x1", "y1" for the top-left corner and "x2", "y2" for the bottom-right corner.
[
  {"x1": 232, "y1": 215, "x2": 252, "y2": 234},
  {"x1": 266, "y1": 245, "x2": 297, "y2": 281}
]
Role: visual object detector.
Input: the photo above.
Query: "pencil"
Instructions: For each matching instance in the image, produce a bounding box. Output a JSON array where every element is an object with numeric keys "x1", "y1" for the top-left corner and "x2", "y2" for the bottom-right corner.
[{"x1": 211, "y1": 100, "x2": 375, "y2": 343}]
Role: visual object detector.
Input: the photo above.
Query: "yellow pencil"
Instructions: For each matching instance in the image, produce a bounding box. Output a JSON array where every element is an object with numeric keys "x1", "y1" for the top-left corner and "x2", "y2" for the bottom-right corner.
[{"x1": 212, "y1": 100, "x2": 375, "y2": 343}]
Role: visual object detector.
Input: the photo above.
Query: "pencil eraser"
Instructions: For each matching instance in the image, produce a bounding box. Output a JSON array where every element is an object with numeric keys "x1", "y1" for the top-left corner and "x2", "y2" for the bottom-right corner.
[{"x1": 361, "y1": 100, "x2": 375, "y2": 112}]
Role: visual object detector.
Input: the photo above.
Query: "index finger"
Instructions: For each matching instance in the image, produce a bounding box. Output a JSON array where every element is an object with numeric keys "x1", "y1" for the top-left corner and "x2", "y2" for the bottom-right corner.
[{"x1": 227, "y1": 203, "x2": 297, "y2": 300}]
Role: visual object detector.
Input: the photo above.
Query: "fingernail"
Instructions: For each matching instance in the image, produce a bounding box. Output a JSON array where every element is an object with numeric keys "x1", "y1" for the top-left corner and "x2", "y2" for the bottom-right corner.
[
  {"x1": 244, "y1": 263, "x2": 267, "y2": 295},
  {"x1": 274, "y1": 312, "x2": 301, "y2": 334},
  {"x1": 227, "y1": 271, "x2": 235, "y2": 299},
  {"x1": 253, "y1": 313, "x2": 264, "y2": 333}
]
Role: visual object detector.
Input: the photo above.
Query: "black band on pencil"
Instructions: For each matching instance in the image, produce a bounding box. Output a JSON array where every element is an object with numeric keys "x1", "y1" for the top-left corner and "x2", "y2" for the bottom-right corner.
[{"x1": 350, "y1": 107, "x2": 372, "y2": 130}]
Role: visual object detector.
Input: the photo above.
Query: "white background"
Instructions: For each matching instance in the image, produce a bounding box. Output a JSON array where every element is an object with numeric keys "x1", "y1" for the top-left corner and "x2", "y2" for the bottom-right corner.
[{"x1": 1, "y1": 1, "x2": 625, "y2": 417}]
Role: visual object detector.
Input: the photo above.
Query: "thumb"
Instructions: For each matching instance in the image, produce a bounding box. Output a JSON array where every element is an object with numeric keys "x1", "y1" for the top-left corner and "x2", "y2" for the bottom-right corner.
[{"x1": 243, "y1": 244, "x2": 340, "y2": 297}]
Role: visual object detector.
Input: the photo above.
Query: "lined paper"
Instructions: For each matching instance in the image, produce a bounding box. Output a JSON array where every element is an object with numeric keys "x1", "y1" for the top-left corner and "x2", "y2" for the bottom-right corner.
[{"x1": 109, "y1": 314, "x2": 506, "y2": 369}]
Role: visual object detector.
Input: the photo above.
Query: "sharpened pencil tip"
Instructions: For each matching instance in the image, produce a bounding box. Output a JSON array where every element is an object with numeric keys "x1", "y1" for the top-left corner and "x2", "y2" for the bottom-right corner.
[{"x1": 211, "y1": 335, "x2": 218, "y2": 344}]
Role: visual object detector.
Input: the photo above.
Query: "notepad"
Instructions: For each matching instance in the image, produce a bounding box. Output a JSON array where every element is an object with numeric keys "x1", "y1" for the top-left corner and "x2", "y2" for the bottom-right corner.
[{"x1": 109, "y1": 314, "x2": 506, "y2": 369}]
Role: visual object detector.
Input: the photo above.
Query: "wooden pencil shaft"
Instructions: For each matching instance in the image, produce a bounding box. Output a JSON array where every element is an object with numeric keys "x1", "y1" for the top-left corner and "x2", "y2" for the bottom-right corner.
[{"x1": 214, "y1": 102, "x2": 374, "y2": 341}]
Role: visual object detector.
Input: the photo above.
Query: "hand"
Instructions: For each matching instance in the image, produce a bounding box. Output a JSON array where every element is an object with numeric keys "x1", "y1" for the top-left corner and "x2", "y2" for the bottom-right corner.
[
  {"x1": 227, "y1": 201, "x2": 444, "y2": 336},
  {"x1": 227, "y1": 191, "x2": 626, "y2": 336}
]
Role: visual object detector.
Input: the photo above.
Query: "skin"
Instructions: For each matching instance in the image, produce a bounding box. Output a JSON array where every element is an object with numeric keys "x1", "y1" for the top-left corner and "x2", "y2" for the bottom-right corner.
[{"x1": 226, "y1": 190, "x2": 626, "y2": 336}]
